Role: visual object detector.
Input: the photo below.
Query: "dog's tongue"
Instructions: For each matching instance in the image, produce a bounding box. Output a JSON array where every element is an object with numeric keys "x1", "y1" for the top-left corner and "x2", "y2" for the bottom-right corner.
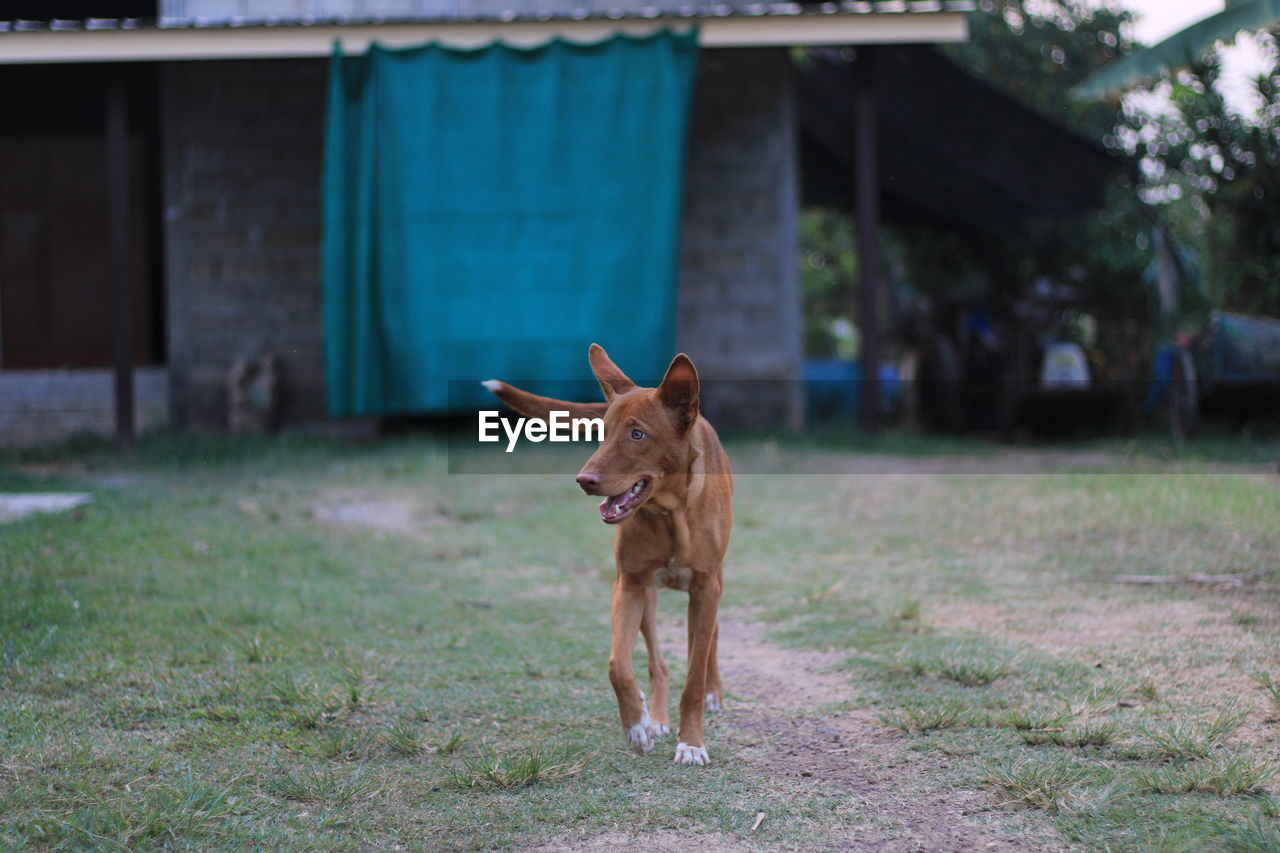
[
  {"x1": 599, "y1": 479, "x2": 647, "y2": 522},
  {"x1": 599, "y1": 493, "x2": 629, "y2": 522}
]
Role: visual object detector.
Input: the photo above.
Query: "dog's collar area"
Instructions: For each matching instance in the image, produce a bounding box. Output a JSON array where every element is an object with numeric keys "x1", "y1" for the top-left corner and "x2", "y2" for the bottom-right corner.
[{"x1": 599, "y1": 477, "x2": 652, "y2": 524}]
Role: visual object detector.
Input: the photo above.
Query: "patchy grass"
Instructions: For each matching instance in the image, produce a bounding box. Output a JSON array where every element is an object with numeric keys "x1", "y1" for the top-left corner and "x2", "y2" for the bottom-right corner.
[
  {"x1": 935, "y1": 645, "x2": 1017, "y2": 686},
  {"x1": 1020, "y1": 721, "x2": 1120, "y2": 749},
  {"x1": 266, "y1": 762, "x2": 378, "y2": 804},
  {"x1": 7, "y1": 768, "x2": 240, "y2": 849},
  {"x1": 1249, "y1": 671, "x2": 1280, "y2": 710},
  {"x1": 1132, "y1": 752, "x2": 1277, "y2": 797},
  {"x1": 381, "y1": 720, "x2": 426, "y2": 756},
  {"x1": 890, "y1": 642, "x2": 1019, "y2": 686},
  {"x1": 1137, "y1": 711, "x2": 1247, "y2": 760},
  {"x1": 997, "y1": 706, "x2": 1080, "y2": 732},
  {"x1": 984, "y1": 757, "x2": 1097, "y2": 811},
  {"x1": 431, "y1": 728, "x2": 467, "y2": 756},
  {"x1": 447, "y1": 746, "x2": 586, "y2": 790},
  {"x1": 2, "y1": 432, "x2": 1278, "y2": 850},
  {"x1": 749, "y1": 435, "x2": 1279, "y2": 849},
  {"x1": 1221, "y1": 815, "x2": 1280, "y2": 853},
  {"x1": 880, "y1": 699, "x2": 973, "y2": 733}
]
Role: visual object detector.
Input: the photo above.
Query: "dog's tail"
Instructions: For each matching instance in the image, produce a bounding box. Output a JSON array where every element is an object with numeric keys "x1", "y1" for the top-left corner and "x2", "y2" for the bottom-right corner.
[{"x1": 481, "y1": 380, "x2": 608, "y2": 421}]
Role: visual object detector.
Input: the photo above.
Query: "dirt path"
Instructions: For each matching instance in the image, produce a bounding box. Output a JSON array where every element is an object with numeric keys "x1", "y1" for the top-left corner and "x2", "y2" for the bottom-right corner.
[{"x1": 702, "y1": 618, "x2": 1032, "y2": 852}]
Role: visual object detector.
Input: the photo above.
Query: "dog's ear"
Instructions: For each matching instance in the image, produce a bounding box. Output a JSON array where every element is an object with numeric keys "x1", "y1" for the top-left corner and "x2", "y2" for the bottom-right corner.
[
  {"x1": 588, "y1": 343, "x2": 637, "y2": 401},
  {"x1": 658, "y1": 353, "x2": 699, "y2": 431}
]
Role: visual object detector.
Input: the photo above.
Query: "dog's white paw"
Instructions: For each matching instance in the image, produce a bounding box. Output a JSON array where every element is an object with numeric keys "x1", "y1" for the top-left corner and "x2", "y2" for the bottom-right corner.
[
  {"x1": 674, "y1": 742, "x2": 710, "y2": 766},
  {"x1": 627, "y1": 722, "x2": 654, "y2": 755},
  {"x1": 644, "y1": 719, "x2": 670, "y2": 739},
  {"x1": 637, "y1": 691, "x2": 669, "y2": 738},
  {"x1": 705, "y1": 693, "x2": 723, "y2": 712}
]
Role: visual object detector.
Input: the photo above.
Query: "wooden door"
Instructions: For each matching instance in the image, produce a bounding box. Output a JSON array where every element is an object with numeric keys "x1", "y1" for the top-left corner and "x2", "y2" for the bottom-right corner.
[{"x1": 0, "y1": 133, "x2": 153, "y2": 368}]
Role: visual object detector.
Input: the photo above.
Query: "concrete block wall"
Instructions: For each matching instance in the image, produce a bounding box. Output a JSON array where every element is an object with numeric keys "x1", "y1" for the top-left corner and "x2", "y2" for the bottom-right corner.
[
  {"x1": 161, "y1": 59, "x2": 328, "y2": 429},
  {"x1": 159, "y1": 49, "x2": 801, "y2": 432},
  {"x1": 677, "y1": 48, "x2": 804, "y2": 429},
  {"x1": 0, "y1": 369, "x2": 169, "y2": 446}
]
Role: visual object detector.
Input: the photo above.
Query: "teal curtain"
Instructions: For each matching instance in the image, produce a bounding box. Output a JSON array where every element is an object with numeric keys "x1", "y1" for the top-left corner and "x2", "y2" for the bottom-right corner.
[{"x1": 323, "y1": 30, "x2": 699, "y2": 416}]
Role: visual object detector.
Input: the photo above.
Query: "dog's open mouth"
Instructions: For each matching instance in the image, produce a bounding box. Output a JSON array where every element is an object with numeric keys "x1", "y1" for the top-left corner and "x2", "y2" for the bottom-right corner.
[{"x1": 599, "y1": 478, "x2": 652, "y2": 524}]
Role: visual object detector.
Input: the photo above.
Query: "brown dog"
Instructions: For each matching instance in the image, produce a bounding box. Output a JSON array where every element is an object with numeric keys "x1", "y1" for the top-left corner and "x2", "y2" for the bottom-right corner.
[{"x1": 483, "y1": 344, "x2": 732, "y2": 765}]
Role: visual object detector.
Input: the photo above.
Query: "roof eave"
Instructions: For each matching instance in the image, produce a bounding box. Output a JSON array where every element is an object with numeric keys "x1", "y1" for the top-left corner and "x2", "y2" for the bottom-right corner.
[{"x1": 0, "y1": 12, "x2": 968, "y2": 63}]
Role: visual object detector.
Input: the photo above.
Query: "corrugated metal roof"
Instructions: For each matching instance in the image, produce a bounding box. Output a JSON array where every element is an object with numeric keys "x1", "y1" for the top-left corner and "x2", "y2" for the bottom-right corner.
[{"x1": 0, "y1": 0, "x2": 972, "y2": 30}]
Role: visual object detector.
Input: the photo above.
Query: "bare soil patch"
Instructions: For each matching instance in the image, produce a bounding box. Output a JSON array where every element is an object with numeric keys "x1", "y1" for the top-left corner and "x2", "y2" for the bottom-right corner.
[
  {"x1": 931, "y1": 598, "x2": 1280, "y2": 750},
  {"x1": 0, "y1": 492, "x2": 90, "y2": 523},
  {"x1": 930, "y1": 598, "x2": 1248, "y2": 650},
  {"x1": 311, "y1": 498, "x2": 422, "y2": 535}
]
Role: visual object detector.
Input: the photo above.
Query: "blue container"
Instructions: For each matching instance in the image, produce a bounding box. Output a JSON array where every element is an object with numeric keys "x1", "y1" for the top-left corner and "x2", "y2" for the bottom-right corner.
[{"x1": 803, "y1": 359, "x2": 900, "y2": 423}]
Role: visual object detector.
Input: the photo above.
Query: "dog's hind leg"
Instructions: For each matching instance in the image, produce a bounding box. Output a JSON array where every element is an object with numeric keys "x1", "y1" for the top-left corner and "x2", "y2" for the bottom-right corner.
[
  {"x1": 639, "y1": 584, "x2": 671, "y2": 738},
  {"x1": 704, "y1": 621, "x2": 723, "y2": 712},
  {"x1": 609, "y1": 574, "x2": 656, "y2": 755}
]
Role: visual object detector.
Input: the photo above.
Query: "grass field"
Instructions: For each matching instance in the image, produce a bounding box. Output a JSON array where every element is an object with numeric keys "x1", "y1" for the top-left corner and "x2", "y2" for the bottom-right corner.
[{"x1": 1, "y1": 431, "x2": 1278, "y2": 850}]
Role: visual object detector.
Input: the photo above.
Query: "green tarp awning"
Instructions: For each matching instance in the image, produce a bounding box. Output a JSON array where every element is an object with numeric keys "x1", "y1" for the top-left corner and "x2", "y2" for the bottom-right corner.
[
  {"x1": 1076, "y1": 0, "x2": 1280, "y2": 98},
  {"x1": 323, "y1": 30, "x2": 699, "y2": 416}
]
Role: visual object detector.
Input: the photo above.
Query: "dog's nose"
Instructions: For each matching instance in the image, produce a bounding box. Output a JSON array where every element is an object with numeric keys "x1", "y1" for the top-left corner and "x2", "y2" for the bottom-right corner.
[{"x1": 576, "y1": 472, "x2": 601, "y2": 494}]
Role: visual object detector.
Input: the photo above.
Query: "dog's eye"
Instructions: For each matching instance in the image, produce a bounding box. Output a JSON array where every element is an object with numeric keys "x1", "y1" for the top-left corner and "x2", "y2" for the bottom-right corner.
[{"x1": 630, "y1": 429, "x2": 646, "y2": 441}]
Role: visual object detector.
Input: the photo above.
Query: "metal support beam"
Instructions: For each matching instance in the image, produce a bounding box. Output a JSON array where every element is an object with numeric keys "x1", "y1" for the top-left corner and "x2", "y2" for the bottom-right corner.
[
  {"x1": 107, "y1": 67, "x2": 134, "y2": 447},
  {"x1": 853, "y1": 45, "x2": 881, "y2": 433}
]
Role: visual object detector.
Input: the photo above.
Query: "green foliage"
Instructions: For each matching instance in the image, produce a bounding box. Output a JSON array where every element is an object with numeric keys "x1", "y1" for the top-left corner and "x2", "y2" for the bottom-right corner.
[
  {"x1": 800, "y1": 208, "x2": 858, "y2": 358},
  {"x1": 1118, "y1": 30, "x2": 1280, "y2": 315},
  {"x1": 949, "y1": 0, "x2": 1137, "y2": 138}
]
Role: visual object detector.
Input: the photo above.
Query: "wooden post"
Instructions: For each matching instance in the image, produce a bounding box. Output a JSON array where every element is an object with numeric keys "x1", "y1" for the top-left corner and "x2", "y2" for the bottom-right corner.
[
  {"x1": 107, "y1": 67, "x2": 135, "y2": 447},
  {"x1": 853, "y1": 46, "x2": 881, "y2": 433}
]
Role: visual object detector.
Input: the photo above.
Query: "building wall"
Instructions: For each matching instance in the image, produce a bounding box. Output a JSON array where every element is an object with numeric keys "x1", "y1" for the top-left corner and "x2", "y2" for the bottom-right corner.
[
  {"x1": 160, "y1": 49, "x2": 801, "y2": 431},
  {"x1": 677, "y1": 48, "x2": 803, "y2": 429},
  {"x1": 161, "y1": 59, "x2": 327, "y2": 429},
  {"x1": 0, "y1": 369, "x2": 169, "y2": 446}
]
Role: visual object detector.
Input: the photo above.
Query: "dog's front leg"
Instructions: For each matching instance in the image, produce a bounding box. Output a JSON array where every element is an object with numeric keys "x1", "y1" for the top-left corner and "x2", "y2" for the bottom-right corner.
[
  {"x1": 639, "y1": 584, "x2": 671, "y2": 738},
  {"x1": 608, "y1": 573, "x2": 655, "y2": 755},
  {"x1": 675, "y1": 571, "x2": 722, "y2": 766}
]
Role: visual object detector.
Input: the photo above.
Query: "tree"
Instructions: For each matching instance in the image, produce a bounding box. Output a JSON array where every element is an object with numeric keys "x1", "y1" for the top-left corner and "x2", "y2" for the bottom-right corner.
[
  {"x1": 949, "y1": 0, "x2": 1135, "y2": 139},
  {"x1": 800, "y1": 209, "x2": 858, "y2": 359},
  {"x1": 1116, "y1": 29, "x2": 1280, "y2": 316}
]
